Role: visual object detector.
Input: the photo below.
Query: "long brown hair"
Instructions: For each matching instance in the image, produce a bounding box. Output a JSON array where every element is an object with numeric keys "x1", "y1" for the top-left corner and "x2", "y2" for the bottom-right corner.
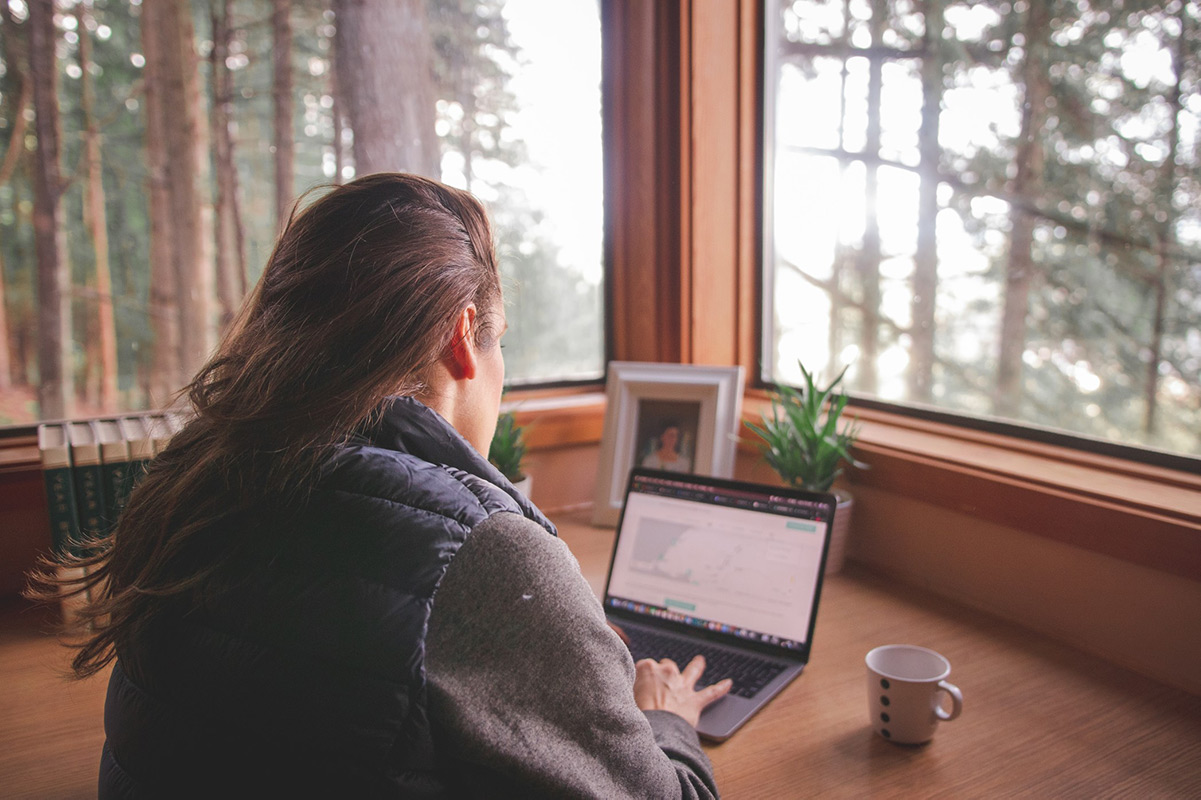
[{"x1": 31, "y1": 173, "x2": 503, "y2": 678}]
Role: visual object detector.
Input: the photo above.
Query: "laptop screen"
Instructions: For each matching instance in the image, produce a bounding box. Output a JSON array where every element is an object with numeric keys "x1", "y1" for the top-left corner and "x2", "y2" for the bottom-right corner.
[{"x1": 604, "y1": 470, "x2": 835, "y2": 653}]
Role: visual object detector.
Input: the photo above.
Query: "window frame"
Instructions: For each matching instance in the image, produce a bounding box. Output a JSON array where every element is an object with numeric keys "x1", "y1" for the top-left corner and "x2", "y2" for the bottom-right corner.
[
  {"x1": 756, "y1": 0, "x2": 1201, "y2": 474},
  {"x1": 599, "y1": 0, "x2": 1199, "y2": 581}
]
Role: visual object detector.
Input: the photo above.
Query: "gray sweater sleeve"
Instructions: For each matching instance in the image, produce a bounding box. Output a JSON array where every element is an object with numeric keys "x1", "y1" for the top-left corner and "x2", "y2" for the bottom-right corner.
[{"x1": 425, "y1": 512, "x2": 720, "y2": 799}]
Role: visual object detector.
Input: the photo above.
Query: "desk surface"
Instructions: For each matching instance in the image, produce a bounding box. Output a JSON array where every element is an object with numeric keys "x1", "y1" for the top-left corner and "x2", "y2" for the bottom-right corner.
[
  {"x1": 1, "y1": 511, "x2": 1199, "y2": 798},
  {"x1": 554, "y1": 511, "x2": 1201, "y2": 798}
]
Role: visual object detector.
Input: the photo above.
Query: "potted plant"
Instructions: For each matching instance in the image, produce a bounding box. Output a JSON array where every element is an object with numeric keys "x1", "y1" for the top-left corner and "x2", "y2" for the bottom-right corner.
[
  {"x1": 744, "y1": 362, "x2": 868, "y2": 573},
  {"x1": 489, "y1": 411, "x2": 532, "y2": 497}
]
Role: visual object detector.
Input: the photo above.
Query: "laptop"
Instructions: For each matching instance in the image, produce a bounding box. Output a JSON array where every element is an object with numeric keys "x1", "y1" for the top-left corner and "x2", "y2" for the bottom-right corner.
[{"x1": 603, "y1": 468, "x2": 836, "y2": 741}]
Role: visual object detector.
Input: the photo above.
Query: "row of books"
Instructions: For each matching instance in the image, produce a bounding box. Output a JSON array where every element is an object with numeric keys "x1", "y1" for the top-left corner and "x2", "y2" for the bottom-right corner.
[{"x1": 37, "y1": 412, "x2": 187, "y2": 617}]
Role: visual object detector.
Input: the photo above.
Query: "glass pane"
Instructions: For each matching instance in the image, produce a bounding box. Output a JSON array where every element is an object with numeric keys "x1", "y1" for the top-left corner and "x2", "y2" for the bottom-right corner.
[
  {"x1": 0, "y1": 0, "x2": 603, "y2": 425},
  {"x1": 764, "y1": 0, "x2": 1201, "y2": 458}
]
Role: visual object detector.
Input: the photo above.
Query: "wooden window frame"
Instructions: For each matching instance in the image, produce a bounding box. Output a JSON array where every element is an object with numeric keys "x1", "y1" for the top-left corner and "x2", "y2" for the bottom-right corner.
[{"x1": 597, "y1": 0, "x2": 1200, "y2": 581}]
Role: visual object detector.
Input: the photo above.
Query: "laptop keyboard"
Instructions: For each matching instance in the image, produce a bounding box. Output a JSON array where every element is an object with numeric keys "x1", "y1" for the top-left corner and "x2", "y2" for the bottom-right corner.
[{"x1": 623, "y1": 626, "x2": 787, "y2": 699}]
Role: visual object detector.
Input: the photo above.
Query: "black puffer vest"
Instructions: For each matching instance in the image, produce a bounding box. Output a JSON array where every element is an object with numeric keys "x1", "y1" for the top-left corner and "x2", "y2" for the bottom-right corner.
[{"x1": 98, "y1": 397, "x2": 555, "y2": 798}]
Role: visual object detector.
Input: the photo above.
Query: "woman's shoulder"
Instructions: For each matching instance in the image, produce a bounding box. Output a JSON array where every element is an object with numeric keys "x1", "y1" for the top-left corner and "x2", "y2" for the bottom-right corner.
[
  {"x1": 442, "y1": 512, "x2": 581, "y2": 598},
  {"x1": 319, "y1": 442, "x2": 518, "y2": 525},
  {"x1": 465, "y1": 512, "x2": 568, "y2": 559}
]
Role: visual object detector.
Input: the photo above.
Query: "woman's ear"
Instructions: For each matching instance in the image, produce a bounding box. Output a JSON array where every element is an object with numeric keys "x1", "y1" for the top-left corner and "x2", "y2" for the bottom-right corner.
[{"x1": 444, "y1": 304, "x2": 478, "y2": 381}]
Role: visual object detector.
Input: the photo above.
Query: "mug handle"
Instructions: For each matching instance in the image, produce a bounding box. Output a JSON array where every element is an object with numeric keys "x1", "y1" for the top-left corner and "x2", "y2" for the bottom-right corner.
[{"x1": 936, "y1": 680, "x2": 963, "y2": 721}]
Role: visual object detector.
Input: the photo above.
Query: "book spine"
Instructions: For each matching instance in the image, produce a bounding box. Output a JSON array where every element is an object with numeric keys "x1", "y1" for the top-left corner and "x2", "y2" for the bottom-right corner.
[
  {"x1": 121, "y1": 455, "x2": 149, "y2": 504},
  {"x1": 119, "y1": 416, "x2": 154, "y2": 504},
  {"x1": 68, "y1": 423, "x2": 106, "y2": 557},
  {"x1": 38, "y1": 424, "x2": 81, "y2": 558},
  {"x1": 146, "y1": 413, "x2": 174, "y2": 454},
  {"x1": 102, "y1": 459, "x2": 129, "y2": 531},
  {"x1": 97, "y1": 419, "x2": 130, "y2": 534},
  {"x1": 39, "y1": 423, "x2": 90, "y2": 621}
]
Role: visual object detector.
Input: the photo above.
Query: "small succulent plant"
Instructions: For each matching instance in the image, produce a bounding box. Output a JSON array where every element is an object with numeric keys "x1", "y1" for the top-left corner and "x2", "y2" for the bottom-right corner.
[
  {"x1": 745, "y1": 362, "x2": 868, "y2": 492},
  {"x1": 488, "y1": 411, "x2": 527, "y2": 483}
]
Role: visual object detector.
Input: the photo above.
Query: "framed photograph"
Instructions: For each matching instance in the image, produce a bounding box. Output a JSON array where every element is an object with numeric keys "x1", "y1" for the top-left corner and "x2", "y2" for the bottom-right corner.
[{"x1": 592, "y1": 362, "x2": 744, "y2": 526}]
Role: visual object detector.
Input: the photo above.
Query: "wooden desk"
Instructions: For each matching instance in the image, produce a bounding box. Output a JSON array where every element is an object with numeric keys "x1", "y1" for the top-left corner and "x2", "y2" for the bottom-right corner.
[
  {"x1": 2, "y1": 511, "x2": 1199, "y2": 797},
  {"x1": 555, "y1": 511, "x2": 1201, "y2": 798}
]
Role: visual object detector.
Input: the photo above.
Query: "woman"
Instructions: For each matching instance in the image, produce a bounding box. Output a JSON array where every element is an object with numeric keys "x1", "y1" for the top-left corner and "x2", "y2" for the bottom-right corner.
[
  {"x1": 43, "y1": 174, "x2": 728, "y2": 797},
  {"x1": 642, "y1": 421, "x2": 691, "y2": 472}
]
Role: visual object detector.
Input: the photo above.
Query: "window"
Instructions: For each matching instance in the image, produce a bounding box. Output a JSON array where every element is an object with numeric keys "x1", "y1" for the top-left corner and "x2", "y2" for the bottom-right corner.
[
  {"x1": 450, "y1": 0, "x2": 605, "y2": 386},
  {"x1": 0, "y1": 0, "x2": 604, "y2": 426},
  {"x1": 763, "y1": 0, "x2": 1201, "y2": 459}
]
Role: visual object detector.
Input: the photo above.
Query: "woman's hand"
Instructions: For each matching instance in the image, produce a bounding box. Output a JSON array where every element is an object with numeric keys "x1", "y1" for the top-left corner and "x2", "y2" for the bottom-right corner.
[{"x1": 633, "y1": 655, "x2": 733, "y2": 728}]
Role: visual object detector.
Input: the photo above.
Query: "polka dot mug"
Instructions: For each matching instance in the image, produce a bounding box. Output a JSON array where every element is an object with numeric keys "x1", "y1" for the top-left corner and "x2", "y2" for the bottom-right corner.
[{"x1": 866, "y1": 644, "x2": 963, "y2": 744}]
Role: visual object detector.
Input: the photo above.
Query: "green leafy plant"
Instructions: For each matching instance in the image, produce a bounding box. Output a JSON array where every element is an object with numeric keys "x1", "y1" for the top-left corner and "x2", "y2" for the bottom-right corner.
[
  {"x1": 488, "y1": 411, "x2": 527, "y2": 483},
  {"x1": 745, "y1": 362, "x2": 868, "y2": 492}
]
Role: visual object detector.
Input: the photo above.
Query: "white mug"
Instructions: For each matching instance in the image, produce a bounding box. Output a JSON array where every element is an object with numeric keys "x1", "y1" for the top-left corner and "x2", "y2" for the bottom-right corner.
[{"x1": 865, "y1": 644, "x2": 963, "y2": 744}]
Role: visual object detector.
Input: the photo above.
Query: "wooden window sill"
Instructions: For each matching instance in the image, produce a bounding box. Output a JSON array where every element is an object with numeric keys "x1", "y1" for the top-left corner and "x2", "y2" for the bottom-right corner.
[
  {"x1": 503, "y1": 389, "x2": 607, "y2": 450},
  {"x1": 0, "y1": 431, "x2": 39, "y2": 474},
  {"x1": 0, "y1": 386, "x2": 607, "y2": 471},
  {"x1": 4, "y1": 390, "x2": 1197, "y2": 581},
  {"x1": 741, "y1": 392, "x2": 1201, "y2": 582},
  {"x1": 513, "y1": 390, "x2": 1200, "y2": 583}
]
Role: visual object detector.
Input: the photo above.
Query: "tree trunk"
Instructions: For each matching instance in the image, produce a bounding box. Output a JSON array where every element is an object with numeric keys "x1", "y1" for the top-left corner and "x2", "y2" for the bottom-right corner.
[
  {"x1": 0, "y1": 1, "x2": 30, "y2": 188},
  {"x1": 3, "y1": 183, "x2": 36, "y2": 386},
  {"x1": 142, "y1": 0, "x2": 181, "y2": 406},
  {"x1": 0, "y1": 248, "x2": 10, "y2": 392},
  {"x1": 273, "y1": 0, "x2": 295, "y2": 231},
  {"x1": 1145, "y1": 8, "x2": 1186, "y2": 436},
  {"x1": 330, "y1": 35, "x2": 345, "y2": 185},
  {"x1": 0, "y1": 3, "x2": 30, "y2": 392},
  {"x1": 28, "y1": 0, "x2": 70, "y2": 419},
  {"x1": 459, "y1": 81, "x2": 476, "y2": 189},
  {"x1": 826, "y1": 0, "x2": 853, "y2": 382},
  {"x1": 909, "y1": 0, "x2": 944, "y2": 404},
  {"x1": 0, "y1": 79, "x2": 30, "y2": 186},
  {"x1": 333, "y1": 0, "x2": 440, "y2": 177},
  {"x1": 855, "y1": 0, "x2": 887, "y2": 393},
  {"x1": 331, "y1": 34, "x2": 345, "y2": 184},
  {"x1": 151, "y1": 0, "x2": 213, "y2": 390},
  {"x1": 995, "y1": 1, "x2": 1050, "y2": 419},
  {"x1": 211, "y1": 0, "x2": 248, "y2": 331},
  {"x1": 77, "y1": 4, "x2": 119, "y2": 411}
]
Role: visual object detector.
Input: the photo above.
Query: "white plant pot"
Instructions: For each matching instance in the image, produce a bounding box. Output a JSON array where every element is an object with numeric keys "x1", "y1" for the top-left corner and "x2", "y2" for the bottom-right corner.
[
  {"x1": 825, "y1": 490, "x2": 854, "y2": 574},
  {"x1": 512, "y1": 475, "x2": 532, "y2": 499}
]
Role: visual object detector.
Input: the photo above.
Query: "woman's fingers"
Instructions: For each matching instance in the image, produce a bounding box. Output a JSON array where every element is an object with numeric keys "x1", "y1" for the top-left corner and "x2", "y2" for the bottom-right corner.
[
  {"x1": 632, "y1": 654, "x2": 734, "y2": 727},
  {"x1": 698, "y1": 678, "x2": 733, "y2": 707},
  {"x1": 682, "y1": 657, "x2": 732, "y2": 706},
  {"x1": 681, "y1": 654, "x2": 706, "y2": 687}
]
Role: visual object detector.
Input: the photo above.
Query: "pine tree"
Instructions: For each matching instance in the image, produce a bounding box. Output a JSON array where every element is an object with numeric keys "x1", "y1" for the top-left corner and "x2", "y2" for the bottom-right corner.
[{"x1": 28, "y1": 0, "x2": 71, "y2": 418}]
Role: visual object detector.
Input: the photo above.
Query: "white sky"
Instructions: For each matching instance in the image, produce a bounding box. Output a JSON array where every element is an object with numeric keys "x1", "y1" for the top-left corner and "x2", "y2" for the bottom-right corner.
[{"x1": 500, "y1": 0, "x2": 604, "y2": 284}]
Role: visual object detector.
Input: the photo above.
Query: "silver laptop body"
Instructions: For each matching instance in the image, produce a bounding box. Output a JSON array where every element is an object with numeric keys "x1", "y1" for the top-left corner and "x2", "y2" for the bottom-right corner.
[{"x1": 603, "y1": 468, "x2": 836, "y2": 741}]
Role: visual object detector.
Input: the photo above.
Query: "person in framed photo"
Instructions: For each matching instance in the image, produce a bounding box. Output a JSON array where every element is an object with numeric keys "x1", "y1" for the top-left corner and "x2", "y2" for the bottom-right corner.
[
  {"x1": 641, "y1": 420, "x2": 692, "y2": 472},
  {"x1": 637, "y1": 400, "x2": 700, "y2": 474}
]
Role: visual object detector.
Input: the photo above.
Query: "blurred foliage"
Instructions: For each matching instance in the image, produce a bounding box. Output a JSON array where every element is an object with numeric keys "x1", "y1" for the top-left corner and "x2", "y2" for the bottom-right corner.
[
  {"x1": 769, "y1": 0, "x2": 1201, "y2": 458},
  {"x1": 0, "y1": 0, "x2": 603, "y2": 421}
]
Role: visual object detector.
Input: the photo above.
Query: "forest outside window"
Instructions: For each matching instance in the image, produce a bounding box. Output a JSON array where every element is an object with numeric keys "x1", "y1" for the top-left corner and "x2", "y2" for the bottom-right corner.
[
  {"x1": 0, "y1": 0, "x2": 604, "y2": 426},
  {"x1": 763, "y1": 0, "x2": 1201, "y2": 460}
]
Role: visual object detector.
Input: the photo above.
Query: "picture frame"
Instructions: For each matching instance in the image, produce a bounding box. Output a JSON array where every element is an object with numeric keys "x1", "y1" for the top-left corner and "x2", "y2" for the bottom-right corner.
[{"x1": 592, "y1": 362, "x2": 745, "y2": 526}]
